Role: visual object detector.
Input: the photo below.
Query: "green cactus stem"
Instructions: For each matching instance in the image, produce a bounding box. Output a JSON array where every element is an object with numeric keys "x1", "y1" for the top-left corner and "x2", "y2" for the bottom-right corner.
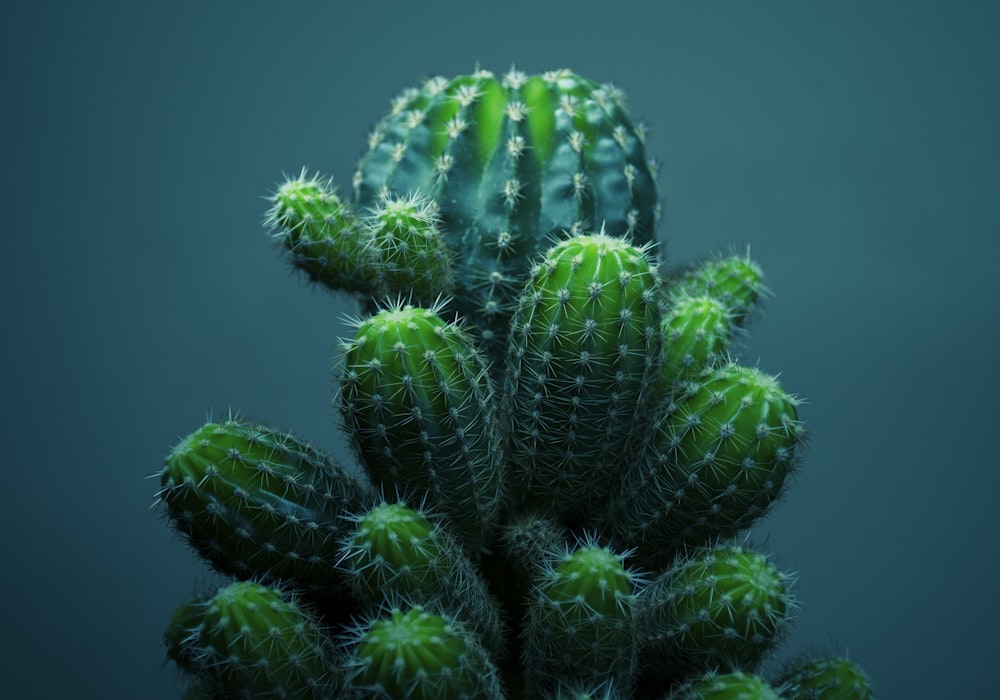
[
  {"x1": 344, "y1": 603, "x2": 505, "y2": 699},
  {"x1": 266, "y1": 169, "x2": 380, "y2": 296},
  {"x1": 505, "y1": 232, "x2": 663, "y2": 524},
  {"x1": 523, "y1": 538, "x2": 641, "y2": 695},
  {"x1": 156, "y1": 414, "x2": 372, "y2": 594},
  {"x1": 637, "y1": 543, "x2": 794, "y2": 683},
  {"x1": 612, "y1": 363, "x2": 805, "y2": 568},
  {"x1": 338, "y1": 301, "x2": 504, "y2": 554}
]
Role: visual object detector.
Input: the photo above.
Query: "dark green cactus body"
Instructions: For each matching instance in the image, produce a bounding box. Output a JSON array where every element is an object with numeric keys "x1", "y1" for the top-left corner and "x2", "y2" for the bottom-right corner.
[
  {"x1": 339, "y1": 500, "x2": 505, "y2": 657},
  {"x1": 339, "y1": 302, "x2": 504, "y2": 553},
  {"x1": 505, "y1": 233, "x2": 663, "y2": 522},
  {"x1": 637, "y1": 544, "x2": 792, "y2": 682},
  {"x1": 345, "y1": 604, "x2": 504, "y2": 699},
  {"x1": 776, "y1": 656, "x2": 875, "y2": 700},
  {"x1": 165, "y1": 581, "x2": 343, "y2": 699},
  {"x1": 157, "y1": 416, "x2": 372, "y2": 593},
  {"x1": 613, "y1": 363, "x2": 804, "y2": 566},
  {"x1": 352, "y1": 69, "x2": 659, "y2": 350},
  {"x1": 523, "y1": 541, "x2": 639, "y2": 695}
]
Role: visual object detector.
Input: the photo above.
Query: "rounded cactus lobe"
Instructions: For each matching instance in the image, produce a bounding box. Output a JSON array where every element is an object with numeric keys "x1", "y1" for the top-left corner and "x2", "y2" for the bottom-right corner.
[
  {"x1": 338, "y1": 303, "x2": 504, "y2": 553},
  {"x1": 675, "y1": 252, "x2": 767, "y2": 328},
  {"x1": 265, "y1": 170, "x2": 379, "y2": 295},
  {"x1": 505, "y1": 232, "x2": 663, "y2": 522},
  {"x1": 353, "y1": 68, "x2": 659, "y2": 350},
  {"x1": 339, "y1": 500, "x2": 505, "y2": 658},
  {"x1": 670, "y1": 670, "x2": 782, "y2": 700},
  {"x1": 157, "y1": 416, "x2": 372, "y2": 593},
  {"x1": 638, "y1": 544, "x2": 792, "y2": 681},
  {"x1": 366, "y1": 191, "x2": 456, "y2": 303},
  {"x1": 776, "y1": 656, "x2": 875, "y2": 700},
  {"x1": 523, "y1": 541, "x2": 639, "y2": 695},
  {"x1": 660, "y1": 293, "x2": 737, "y2": 387},
  {"x1": 613, "y1": 363, "x2": 804, "y2": 566},
  {"x1": 168, "y1": 581, "x2": 343, "y2": 699},
  {"x1": 346, "y1": 604, "x2": 504, "y2": 700}
]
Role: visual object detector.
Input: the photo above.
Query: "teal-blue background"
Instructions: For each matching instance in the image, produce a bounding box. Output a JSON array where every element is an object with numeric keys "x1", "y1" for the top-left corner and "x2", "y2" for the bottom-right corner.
[{"x1": 3, "y1": 1, "x2": 997, "y2": 697}]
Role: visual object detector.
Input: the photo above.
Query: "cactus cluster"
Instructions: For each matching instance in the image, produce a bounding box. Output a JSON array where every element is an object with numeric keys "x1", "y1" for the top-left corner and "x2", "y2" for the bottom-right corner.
[{"x1": 153, "y1": 68, "x2": 876, "y2": 698}]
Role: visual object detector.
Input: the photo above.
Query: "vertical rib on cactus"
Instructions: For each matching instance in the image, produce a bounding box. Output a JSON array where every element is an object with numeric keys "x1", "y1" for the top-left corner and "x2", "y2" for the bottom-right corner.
[
  {"x1": 505, "y1": 232, "x2": 663, "y2": 523},
  {"x1": 338, "y1": 301, "x2": 504, "y2": 554}
]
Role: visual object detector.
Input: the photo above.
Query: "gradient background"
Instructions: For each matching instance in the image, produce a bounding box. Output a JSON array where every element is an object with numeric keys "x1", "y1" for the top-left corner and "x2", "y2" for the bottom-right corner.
[{"x1": 3, "y1": 1, "x2": 998, "y2": 697}]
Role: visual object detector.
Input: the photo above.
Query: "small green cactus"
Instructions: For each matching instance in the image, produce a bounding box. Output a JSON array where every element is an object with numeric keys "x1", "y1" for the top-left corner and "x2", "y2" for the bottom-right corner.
[
  {"x1": 505, "y1": 232, "x2": 663, "y2": 524},
  {"x1": 344, "y1": 603, "x2": 505, "y2": 699},
  {"x1": 668, "y1": 670, "x2": 782, "y2": 700},
  {"x1": 152, "y1": 66, "x2": 876, "y2": 700},
  {"x1": 338, "y1": 300, "x2": 504, "y2": 553},
  {"x1": 165, "y1": 580, "x2": 343, "y2": 699},
  {"x1": 156, "y1": 414, "x2": 372, "y2": 593},
  {"x1": 523, "y1": 538, "x2": 641, "y2": 695},
  {"x1": 612, "y1": 362, "x2": 806, "y2": 570},
  {"x1": 775, "y1": 655, "x2": 875, "y2": 700},
  {"x1": 266, "y1": 169, "x2": 378, "y2": 295},
  {"x1": 636, "y1": 543, "x2": 794, "y2": 684}
]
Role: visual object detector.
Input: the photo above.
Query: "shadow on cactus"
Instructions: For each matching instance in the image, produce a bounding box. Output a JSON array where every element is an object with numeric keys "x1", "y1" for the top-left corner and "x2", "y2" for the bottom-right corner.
[{"x1": 154, "y1": 67, "x2": 876, "y2": 699}]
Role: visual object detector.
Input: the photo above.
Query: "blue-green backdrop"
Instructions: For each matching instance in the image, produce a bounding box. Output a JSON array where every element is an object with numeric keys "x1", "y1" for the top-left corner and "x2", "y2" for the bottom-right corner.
[{"x1": 3, "y1": 1, "x2": 997, "y2": 697}]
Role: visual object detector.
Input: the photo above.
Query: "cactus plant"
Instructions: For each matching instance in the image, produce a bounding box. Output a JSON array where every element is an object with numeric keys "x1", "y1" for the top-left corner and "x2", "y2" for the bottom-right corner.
[{"x1": 153, "y1": 67, "x2": 876, "y2": 699}]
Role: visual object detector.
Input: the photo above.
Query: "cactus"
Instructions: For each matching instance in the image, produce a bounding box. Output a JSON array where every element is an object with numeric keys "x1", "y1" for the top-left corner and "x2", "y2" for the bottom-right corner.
[
  {"x1": 156, "y1": 414, "x2": 372, "y2": 595},
  {"x1": 636, "y1": 543, "x2": 794, "y2": 688},
  {"x1": 522, "y1": 537, "x2": 641, "y2": 695},
  {"x1": 343, "y1": 603, "x2": 505, "y2": 699},
  {"x1": 775, "y1": 655, "x2": 875, "y2": 700},
  {"x1": 152, "y1": 66, "x2": 876, "y2": 699},
  {"x1": 611, "y1": 362, "x2": 806, "y2": 571},
  {"x1": 505, "y1": 232, "x2": 663, "y2": 524},
  {"x1": 165, "y1": 580, "x2": 344, "y2": 699},
  {"x1": 668, "y1": 670, "x2": 782, "y2": 700},
  {"x1": 338, "y1": 300, "x2": 504, "y2": 554}
]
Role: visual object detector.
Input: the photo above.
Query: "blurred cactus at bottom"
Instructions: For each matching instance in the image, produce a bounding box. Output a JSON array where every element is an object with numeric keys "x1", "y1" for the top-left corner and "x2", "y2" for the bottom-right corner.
[{"x1": 153, "y1": 67, "x2": 876, "y2": 698}]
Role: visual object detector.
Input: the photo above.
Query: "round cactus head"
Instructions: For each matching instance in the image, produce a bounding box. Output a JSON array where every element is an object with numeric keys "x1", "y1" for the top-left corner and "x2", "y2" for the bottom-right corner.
[
  {"x1": 352, "y1": 68, "x2": 660, "y2": 349},
  {"x1": 347, "y1": 604, "x2": 502, "y2": 699}
]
